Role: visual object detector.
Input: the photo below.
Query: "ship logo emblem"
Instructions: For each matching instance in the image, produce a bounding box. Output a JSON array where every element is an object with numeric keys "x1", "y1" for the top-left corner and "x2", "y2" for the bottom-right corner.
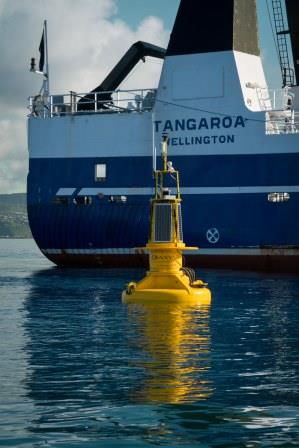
[{"x1": 206, "y1": 228, "x2": 220, "y2": 244}]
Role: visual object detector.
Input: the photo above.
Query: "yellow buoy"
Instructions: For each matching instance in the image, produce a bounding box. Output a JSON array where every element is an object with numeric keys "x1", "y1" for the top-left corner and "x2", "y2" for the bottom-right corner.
[{"x1": 122, "y1": 134, "x2": 211, "y2": 305}]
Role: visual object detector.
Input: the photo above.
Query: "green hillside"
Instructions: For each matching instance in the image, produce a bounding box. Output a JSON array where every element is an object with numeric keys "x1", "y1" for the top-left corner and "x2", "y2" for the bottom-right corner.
[{"x1": 0, "y1": 194, "x2": 32, "y2": 238}]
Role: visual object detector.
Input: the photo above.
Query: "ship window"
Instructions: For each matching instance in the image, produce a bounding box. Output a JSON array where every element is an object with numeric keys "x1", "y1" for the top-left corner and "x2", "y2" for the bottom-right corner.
[
  {"x1": 52, "y1": 196, "x2": 69, "y2": 205},
  {"x1": 73, "y1": 196, "x2": 93, "y2": 205},
  {"x1": 95, "y1": 164, "x2": 106, "y2": 181},
  {"x1": 108, "y1": 195, "x2": 127, "y2": 203},
  {"x1": 268, "y1": 192, "x2": 290, "y2": 203}
]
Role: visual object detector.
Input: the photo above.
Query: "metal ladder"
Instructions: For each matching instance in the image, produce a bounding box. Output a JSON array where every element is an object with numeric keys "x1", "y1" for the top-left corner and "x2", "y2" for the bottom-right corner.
[{"x1": 272, "y1": 0, "x2": 294, "y2": 86}]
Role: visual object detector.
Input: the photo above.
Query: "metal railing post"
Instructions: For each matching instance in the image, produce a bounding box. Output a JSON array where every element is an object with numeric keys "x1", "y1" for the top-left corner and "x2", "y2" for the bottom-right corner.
[
  {"x1": 29, "y1": 97, "x2": 33, "y2": 115},
  {"x1": 70, "y1": 91, "x2": 76, "y2": 114},
  {"x1": 50, "y1": 95, "x2": 53, "y2": 117}
]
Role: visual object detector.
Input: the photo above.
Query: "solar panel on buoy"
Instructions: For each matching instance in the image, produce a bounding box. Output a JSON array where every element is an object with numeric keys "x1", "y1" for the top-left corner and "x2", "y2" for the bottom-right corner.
[{"x1": 153, "y1": 203, "x2": 172, "y2": 242}]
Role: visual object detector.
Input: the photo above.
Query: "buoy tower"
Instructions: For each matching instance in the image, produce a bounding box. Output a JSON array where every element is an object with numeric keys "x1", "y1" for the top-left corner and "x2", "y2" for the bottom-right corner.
[{"x1": 122, "y1": 135, "x2": 211, "y2": 305}]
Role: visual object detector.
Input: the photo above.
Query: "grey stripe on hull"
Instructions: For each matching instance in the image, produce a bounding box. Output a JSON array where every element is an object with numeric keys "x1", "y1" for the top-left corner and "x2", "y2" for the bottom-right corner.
[
  {"x1": 42, "y1": 248, "x2": 299, "y2": 256},
  {"x1": 74, "y1": 186, "x2": 299, "y2": 196}
]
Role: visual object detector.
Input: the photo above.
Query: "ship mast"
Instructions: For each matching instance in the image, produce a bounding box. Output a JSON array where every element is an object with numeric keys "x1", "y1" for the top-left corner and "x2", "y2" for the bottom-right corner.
[{"x1": 30, "y1": 20, "x2": 50, "y2": 96}]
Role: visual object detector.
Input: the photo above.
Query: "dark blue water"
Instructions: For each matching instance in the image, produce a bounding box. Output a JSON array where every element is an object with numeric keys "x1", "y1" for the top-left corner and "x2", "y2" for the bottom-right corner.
[{"x1": 0, "y1": 240, "x2": 298, "y2": 447}]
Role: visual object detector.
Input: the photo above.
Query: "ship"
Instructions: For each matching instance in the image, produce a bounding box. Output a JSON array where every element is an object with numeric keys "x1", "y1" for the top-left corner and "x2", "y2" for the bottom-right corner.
[{"x1": 27, "y1": 0, "x2": 299, "y2": 272}]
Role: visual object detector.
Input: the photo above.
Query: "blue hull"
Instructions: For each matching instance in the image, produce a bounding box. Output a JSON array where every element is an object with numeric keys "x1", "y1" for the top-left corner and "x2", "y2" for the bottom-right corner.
[{"x1": 27, "y1": 154, "x2": 299, "y2": 271}]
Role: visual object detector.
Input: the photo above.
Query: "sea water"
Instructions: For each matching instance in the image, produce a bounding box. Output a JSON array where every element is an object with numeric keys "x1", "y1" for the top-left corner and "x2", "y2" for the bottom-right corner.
[{"x1": 0, "y1": 239, "x2": 298, "y2": 447}]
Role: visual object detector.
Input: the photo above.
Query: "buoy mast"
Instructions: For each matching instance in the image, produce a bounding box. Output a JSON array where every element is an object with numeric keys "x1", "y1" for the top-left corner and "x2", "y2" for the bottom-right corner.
[{"x1": 122, "y1": 135, "x2": 211, "y2": 305}]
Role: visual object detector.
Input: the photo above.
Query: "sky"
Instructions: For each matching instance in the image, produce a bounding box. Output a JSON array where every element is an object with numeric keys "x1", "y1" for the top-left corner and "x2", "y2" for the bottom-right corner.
[{"x1": 0, "y1": 0, "x2": 285, "y2": 194}]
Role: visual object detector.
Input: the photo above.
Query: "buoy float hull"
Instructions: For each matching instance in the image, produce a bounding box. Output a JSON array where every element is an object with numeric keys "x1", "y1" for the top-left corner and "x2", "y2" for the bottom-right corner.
[{"x1": 122, "y1": 287, "x2": 211, "y2": 305}]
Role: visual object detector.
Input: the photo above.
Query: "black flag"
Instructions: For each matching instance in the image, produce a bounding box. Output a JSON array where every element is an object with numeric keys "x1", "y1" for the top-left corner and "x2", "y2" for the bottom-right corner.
[{"x1": 39, "y1": 29, "x2": 45, "y2": 72}]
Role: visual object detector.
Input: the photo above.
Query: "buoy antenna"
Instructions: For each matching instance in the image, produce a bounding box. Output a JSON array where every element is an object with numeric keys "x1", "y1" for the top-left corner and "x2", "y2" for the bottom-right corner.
[
  {"x1": 161, "y1": 133, "x2": 169, "y2": 172},
  {"x1": 154, "y1": 134, "x2": 180, "y2": 200}
]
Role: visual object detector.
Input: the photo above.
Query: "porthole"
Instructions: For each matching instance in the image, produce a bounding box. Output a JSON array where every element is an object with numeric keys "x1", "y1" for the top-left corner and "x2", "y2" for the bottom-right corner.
[
  {"x1": 52, "y1": 196, "x2": 69, "y2": 205},
  {"x1": 267, "y1": 192, "x2": 290, "y2": 203},
  {"x1": 108, "y1": 195, "x2": 127, "y2": 203},
  {"x1": 73, "y1": 196, "x2": 93, "y2": 205}
]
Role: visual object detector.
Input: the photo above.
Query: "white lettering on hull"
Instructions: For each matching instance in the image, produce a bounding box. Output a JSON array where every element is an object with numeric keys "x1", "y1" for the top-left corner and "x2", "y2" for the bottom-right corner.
[
  {"x1": 154, "y1": 116, "x2": 246, "y2": 133},
  {"x1": 170, "y1": 135, "x2": 235, "y2": 146}
]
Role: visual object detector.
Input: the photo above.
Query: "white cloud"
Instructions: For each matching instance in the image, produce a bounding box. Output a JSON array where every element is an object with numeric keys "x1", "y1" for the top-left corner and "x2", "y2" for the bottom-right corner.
[
  {"x1": 0, "y1": 0, "x2": 170, "y2": 193},
  {"x1": 0, "y1": 112, "x2": 27, "y2": 193}
]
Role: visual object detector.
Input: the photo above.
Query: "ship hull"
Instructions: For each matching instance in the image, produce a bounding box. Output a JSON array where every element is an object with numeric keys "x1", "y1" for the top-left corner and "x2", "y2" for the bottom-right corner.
[
  {"x1": 27, "y1": 152, "x2": 299, "y2": 272},
  {"x1": 41, "y1": 249, "x2": 299, "y2": 273}
]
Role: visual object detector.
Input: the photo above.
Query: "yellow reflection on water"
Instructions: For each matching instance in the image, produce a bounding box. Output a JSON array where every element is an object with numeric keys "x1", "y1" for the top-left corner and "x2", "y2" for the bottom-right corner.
[{"x1": 127, "y1": 302, "x2": 212, "y2": 404}]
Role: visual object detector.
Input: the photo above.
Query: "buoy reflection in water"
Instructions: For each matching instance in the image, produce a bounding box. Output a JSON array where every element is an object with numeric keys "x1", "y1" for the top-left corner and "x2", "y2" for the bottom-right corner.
[{"x1": 126, "y1": 303, "x2": 212, "y2": 404}]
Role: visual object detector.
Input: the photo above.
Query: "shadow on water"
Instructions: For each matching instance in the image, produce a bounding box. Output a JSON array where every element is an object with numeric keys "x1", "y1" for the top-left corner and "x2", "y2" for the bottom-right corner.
[{"x1": 19, "y1": 267, "x2": 299, "y2": 447}]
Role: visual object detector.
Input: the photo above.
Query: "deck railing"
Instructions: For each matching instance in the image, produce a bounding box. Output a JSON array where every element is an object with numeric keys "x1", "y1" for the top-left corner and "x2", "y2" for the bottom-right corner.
[
  {"x1": 255, "y1": 87, "x2": 299, "y2": 134},
  {"x1": 256, "y1": 87, "x2": 291, "y2": 111},
  {"x1": 266, "y1": 110, "x2": 299, "y2": 134},
  {"x1": 28, "y1": 86, "x2": 299, "y2": 135},
  {"x1": 28, "y1": 88, "x2": 157, "y2": 118}
]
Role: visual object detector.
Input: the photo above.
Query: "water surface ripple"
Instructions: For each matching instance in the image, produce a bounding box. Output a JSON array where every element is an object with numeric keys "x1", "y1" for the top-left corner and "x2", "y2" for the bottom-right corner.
[{"x1": 0, "y1": 240, "x2": 298, "y2": 447}]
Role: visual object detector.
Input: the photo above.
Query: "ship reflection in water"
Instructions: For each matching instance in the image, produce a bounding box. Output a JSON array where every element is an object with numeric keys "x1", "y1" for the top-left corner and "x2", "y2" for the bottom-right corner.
[{"x1": 127, "y1": 303, "x2": 212, "y2": 404}]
